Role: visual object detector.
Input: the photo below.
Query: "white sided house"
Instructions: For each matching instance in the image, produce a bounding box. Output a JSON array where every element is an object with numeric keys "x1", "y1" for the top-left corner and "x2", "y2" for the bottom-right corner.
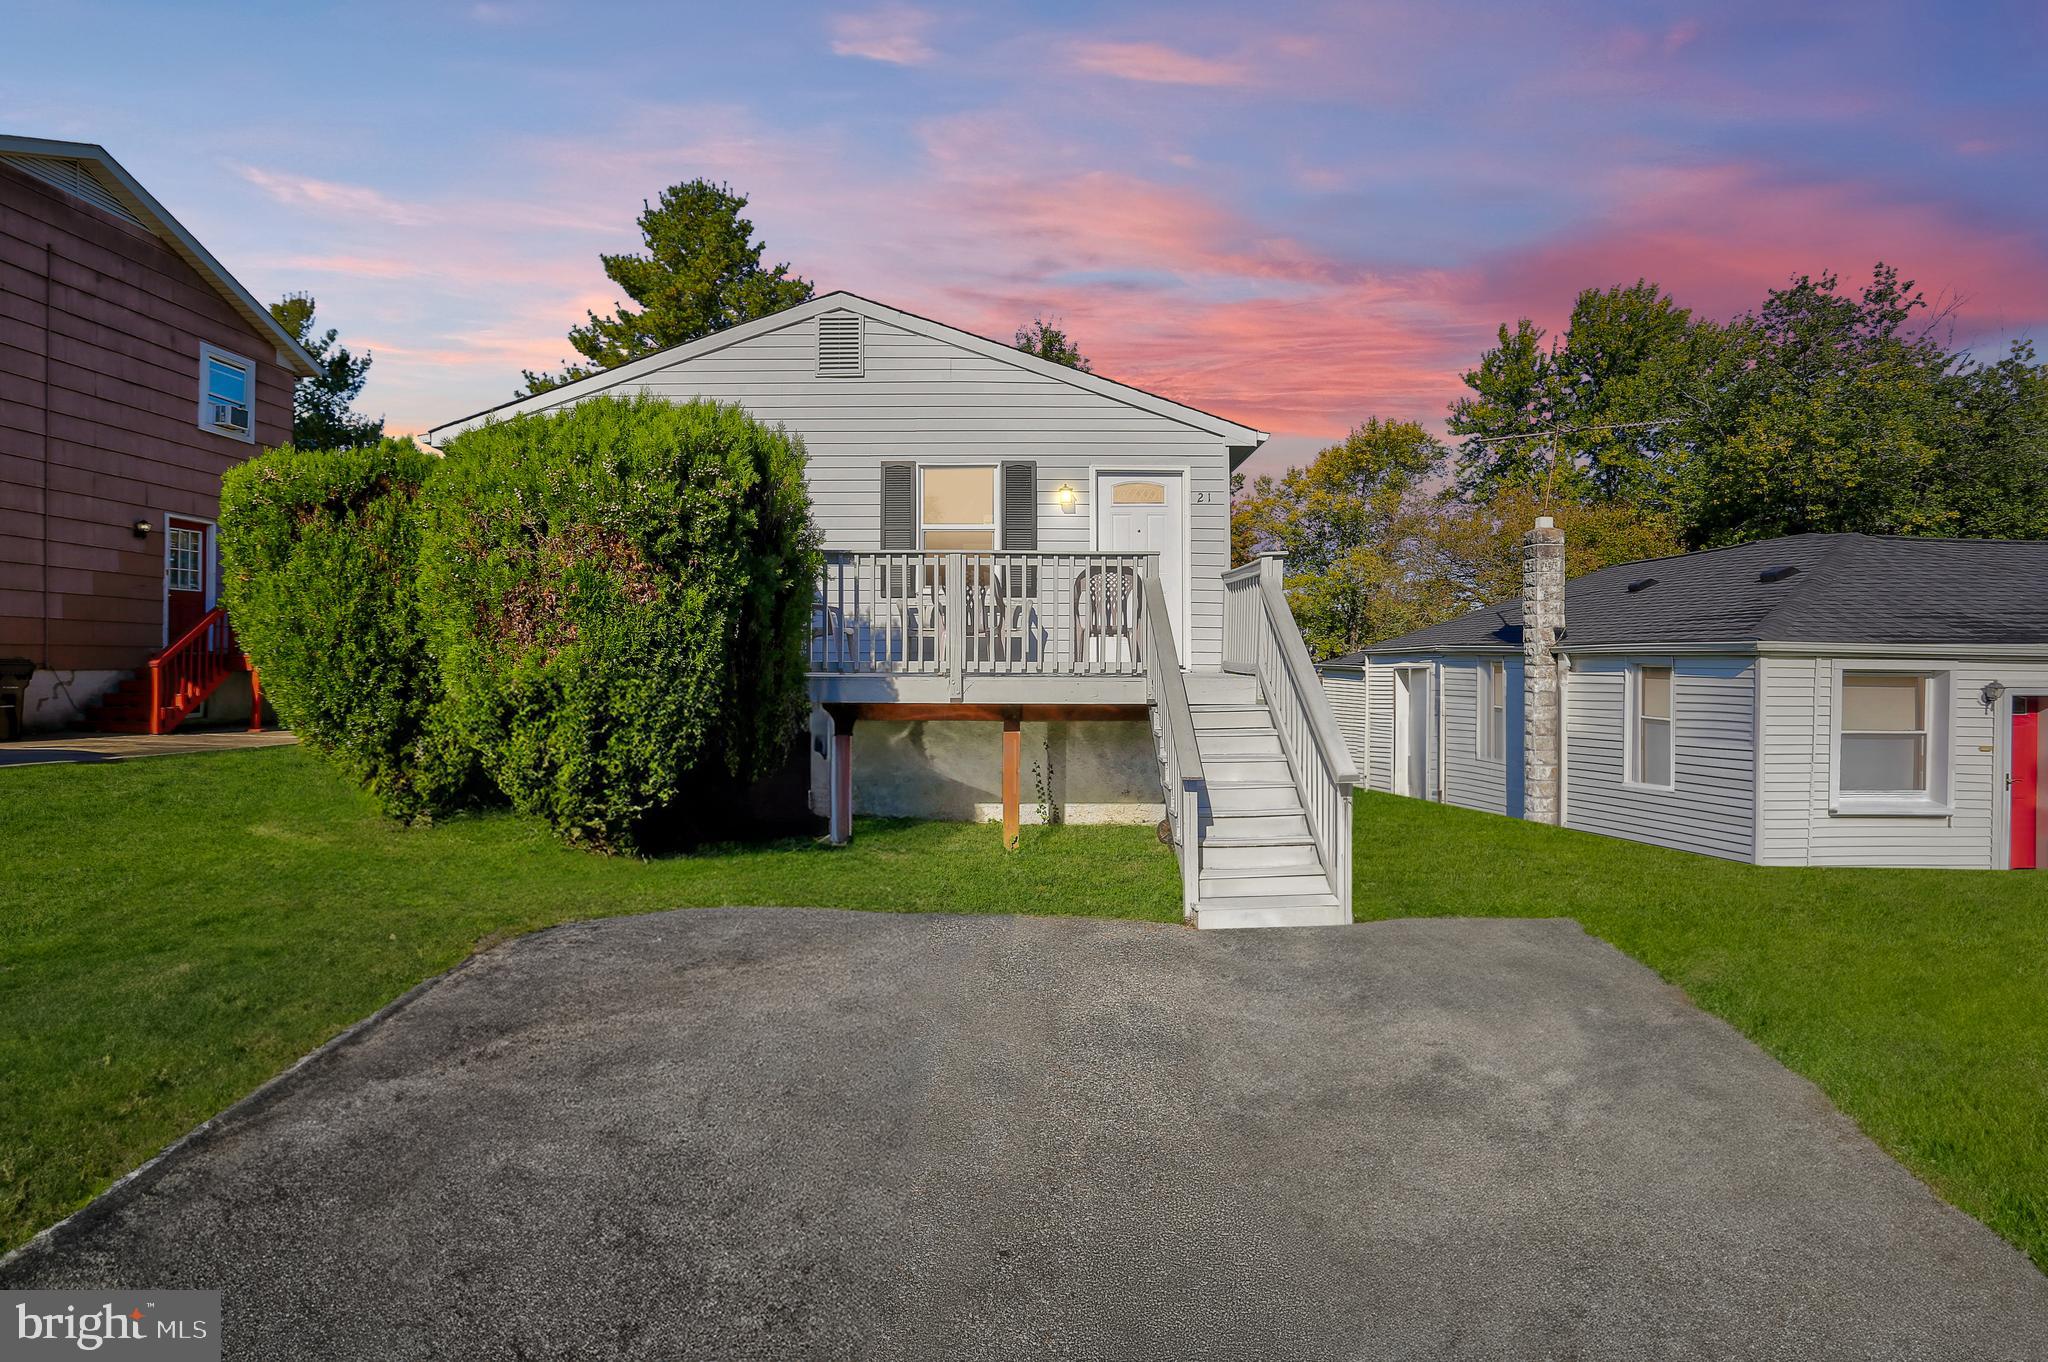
[
  {"x1": 430, "y1": 293, "x2": 1360, "y2": 927},
  {"x1": 1320, "y1": 523, "x2": 2048, "y2": 870}
]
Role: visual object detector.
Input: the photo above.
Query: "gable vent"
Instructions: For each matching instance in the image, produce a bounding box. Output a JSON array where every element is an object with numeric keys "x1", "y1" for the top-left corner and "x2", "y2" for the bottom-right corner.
[
  {"x1": 0, "y1": 154, "x2": 144, "y2": 226},
  {"x1": 817, "y1": 311, "x2": 864, "y2": 378},
  {"x1": 1758, "y1": 564, "x2": 1800, "y2": 583}
]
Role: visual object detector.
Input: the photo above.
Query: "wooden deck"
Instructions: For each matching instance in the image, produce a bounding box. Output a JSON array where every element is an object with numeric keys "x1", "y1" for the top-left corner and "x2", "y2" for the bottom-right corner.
[{"x1": 809, "y1": 550, "x2": 1156, "y2": 704}]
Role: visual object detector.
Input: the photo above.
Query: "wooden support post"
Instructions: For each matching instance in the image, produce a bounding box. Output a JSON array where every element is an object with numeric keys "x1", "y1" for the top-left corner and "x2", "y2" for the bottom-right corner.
[
  {"x1": 247, "y1": 663, "x2": 263, "y2": 733},
  {"x1": 1002, "y1": 709, "x2": 1022, "y2": 850},
  {"x1": 825, "y1": 705, "x2": 857, "y2": 846},
  {"x1": 147, "y1": 662, "x2": 163, "y2": 736}
]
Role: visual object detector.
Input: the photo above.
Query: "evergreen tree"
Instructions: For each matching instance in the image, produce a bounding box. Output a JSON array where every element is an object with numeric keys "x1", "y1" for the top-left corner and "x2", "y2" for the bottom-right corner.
[
  {"x1": 268, "y1": 294, "x2": 382, "y2": 450},
  {"x1": 523, "y1": 181, "x2": 813, "y2": 394}
]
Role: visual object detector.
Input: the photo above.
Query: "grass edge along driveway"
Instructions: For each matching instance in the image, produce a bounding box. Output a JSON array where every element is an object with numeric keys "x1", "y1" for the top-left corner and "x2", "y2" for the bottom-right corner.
[
  {"x1": 4, "y1": 746, "x2": 2044, "y2": 1275},
  {"x1": 1352, "y1": 791, "x2": 2047, "y2": 1275}
]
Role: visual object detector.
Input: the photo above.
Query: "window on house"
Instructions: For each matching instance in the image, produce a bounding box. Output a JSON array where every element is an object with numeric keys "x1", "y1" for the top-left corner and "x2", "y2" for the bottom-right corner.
[
  {"x1": 1478, "y1": 660, "x2": 1507, "y2": 760},
  {"x1": 1632, "y1": 665, "x2": 1674, "y2": 787},
  {"x1": 919, "y1": 466, "x2": 997, "y2": 550},
  {"x1": 166, "y1": 526, "x2": 204, "y2": 593},
  {"x1": 198, "y1": 344, "x2": 254, "y2": 441},
  {"x1": 1839, "y1": 673, "x2": 1932, "y2": 795}
]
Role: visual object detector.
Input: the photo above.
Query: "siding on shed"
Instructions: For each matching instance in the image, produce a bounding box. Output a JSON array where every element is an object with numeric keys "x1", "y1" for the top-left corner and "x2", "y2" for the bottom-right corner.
[
  {"x1": 1563, "y1": 655, "x2": 1757, "y2": 861},
  {"x1": 458, "y1": 311, "x2": 1237, "y2": 668},
  {"x1": 1321, "y1": 669, "x2": 1370, "y2": 774},
  {"x1": 0, "y1": 160, "x2": 295, "y2": 672},
  {"x1": 1362, "y1": 653, "x2": 1441, "y2": 800},
  {"x1": 1436, "y1": 656, "x2": 1517, "y2": 817},
  {"x1": 1757, "y1": 653, "x2": 2048, "y2": 868},
  {"x1": 1366, "y1": 663, "x2": 1395, "y2": 793}
]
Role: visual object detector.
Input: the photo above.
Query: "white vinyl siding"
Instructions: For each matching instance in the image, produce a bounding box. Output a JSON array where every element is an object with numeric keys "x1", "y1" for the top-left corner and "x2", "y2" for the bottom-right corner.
[
  {"x1": 1439, "y1": 658, "x2": 1511, "y2": 816},
  {"x1": 464, "y1": 313, "x2": 1235, "y2": 667},
  {"x1": 1366, "y1": 663, "x2": 1396, "y2": 793},
  {"x1": 1320, "y1": 669, "x2": 1371, "y2": 774},
  {"x1": 1757, "y1": 654, "x2": 2048, "y2": 868},
  {"x1": 1355, "y1": 652, "x2": 1518, "y2": 813},
  {"x1": 1564, "y1": 656, "x2": 1756, "y2": 861}
]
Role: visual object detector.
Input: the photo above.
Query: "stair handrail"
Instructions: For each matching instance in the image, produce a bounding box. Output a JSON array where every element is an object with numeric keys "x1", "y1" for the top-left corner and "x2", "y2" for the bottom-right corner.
[
  {"x1": 146, "y1": 605, "x2": 239, "y2": 735},
  {"x1": 1221, "y1": 555, "x2": 1359, "y2": 912},
  {"x1": 155, "y1": 604, "x2": 231, "y2": 661},
  {"x1": 1141, "y1": 573, "x2": 1205, "y2": 920}
]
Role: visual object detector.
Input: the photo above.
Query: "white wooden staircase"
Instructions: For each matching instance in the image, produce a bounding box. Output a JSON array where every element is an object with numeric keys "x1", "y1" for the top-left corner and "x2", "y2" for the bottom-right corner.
[
  {"x1": 1182, "y1": 673, "x2": 1345, "y2": 927},
  {"x1": 1141, "y1": 557, "x2": 1359, "y2": 930}
]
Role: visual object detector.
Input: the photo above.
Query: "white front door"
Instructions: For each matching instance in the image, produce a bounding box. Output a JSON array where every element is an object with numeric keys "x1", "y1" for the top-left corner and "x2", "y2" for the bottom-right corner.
[
  {"x1": 1094, "y1": 471, "x2": 1185, "y2": 649},
  {"x1": 1393, "y1": 668, "x2": 1431, "y2": 798}
]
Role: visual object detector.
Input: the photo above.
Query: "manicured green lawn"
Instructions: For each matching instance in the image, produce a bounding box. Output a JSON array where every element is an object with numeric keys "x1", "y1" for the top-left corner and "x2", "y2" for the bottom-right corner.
[
  {"x1": 1353, "y1": 790, "x2": 2048, "y2": 1273},
  {"x1": 0, "y1": 745, "x2": 1179, "y2": 1253},
  {"x1": 5, "y1": 750, "x2": 2044, "y2": 1278}
]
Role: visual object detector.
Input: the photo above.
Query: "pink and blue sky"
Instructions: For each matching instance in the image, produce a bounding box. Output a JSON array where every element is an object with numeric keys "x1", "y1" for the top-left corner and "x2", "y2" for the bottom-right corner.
[{"x1": 8, "y1": 1, "x2": 2046, "y2": 472}]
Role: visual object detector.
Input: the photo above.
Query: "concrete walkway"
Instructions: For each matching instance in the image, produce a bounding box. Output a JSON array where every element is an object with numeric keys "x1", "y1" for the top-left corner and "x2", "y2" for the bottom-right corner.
[
  {"x1": 0, "y1": 728, "x2": 295, "y2": 767},
  {"x1": 6, "y1": 910, "x2": 2043, "y2": 1359}
]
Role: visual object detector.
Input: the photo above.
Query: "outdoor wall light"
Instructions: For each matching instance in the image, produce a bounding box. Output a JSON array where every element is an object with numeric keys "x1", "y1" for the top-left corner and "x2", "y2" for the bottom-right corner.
[
  {"x1": 131, "y1": 519, "x2": 152, "y2": 539},
  {"x1": 1055, "y1": 483, "x2": 1077, "y2": 512},
  {"x1": 1981, "y1": 680, "x2": 2007, "y2": 709}
]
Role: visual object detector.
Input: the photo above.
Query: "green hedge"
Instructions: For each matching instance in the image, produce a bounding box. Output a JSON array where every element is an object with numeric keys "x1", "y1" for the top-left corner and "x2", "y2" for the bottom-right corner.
[
  {"x1": 422, "y1": 396, "x2": 819, "y2": 850},
  {"x1": 218, "y1": 439, "x2": 468, "y2": 818}
]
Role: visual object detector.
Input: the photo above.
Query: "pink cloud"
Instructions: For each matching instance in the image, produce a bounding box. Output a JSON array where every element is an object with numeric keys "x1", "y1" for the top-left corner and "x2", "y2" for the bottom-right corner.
[
  {"x1": 1472, "y1": 162, "x2": 2048, "y2": 338},
  {"x1": 829, "y1": 5, "x2": 937, "y2": 65},
  {"x1": 1067, "y1": 40, "x2": 1250, "y2": 87},
  {"x1": 234, "y1": 165, "x2": 435, "y2": 227}
]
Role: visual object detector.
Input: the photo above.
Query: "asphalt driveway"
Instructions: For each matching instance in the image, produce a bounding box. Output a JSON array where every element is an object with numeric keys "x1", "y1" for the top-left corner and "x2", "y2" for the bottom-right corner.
[{"x1": 7, "y1": 909, "x2": 2045, "y2": 1359}]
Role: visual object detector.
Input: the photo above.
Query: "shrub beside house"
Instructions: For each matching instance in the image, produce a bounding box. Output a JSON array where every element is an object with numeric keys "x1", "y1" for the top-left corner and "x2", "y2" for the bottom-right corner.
[{"x1": 219, "y1": 397, "x2": 820, "y2": 850}]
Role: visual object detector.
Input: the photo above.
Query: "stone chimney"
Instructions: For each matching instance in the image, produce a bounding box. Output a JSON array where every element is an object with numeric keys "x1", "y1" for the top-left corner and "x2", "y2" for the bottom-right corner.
[{"x1": 1521, "y1": 516, "x2": 1566, "y2": 824}]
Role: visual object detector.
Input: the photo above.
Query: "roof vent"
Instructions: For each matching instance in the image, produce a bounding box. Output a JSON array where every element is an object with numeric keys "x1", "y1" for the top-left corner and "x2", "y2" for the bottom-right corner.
[
  {"x1": 1626, "y1": 577, "x2": 1657, "y2": 593},
  {"x1": 0, "y1": 153, "x2": 144, "y2": 226},
  {"x1": 1758, "y1": 564, "x2": 1800, "y2": 583},
  {"x1": 816, "y1": 311, "x2": 864, "y2": 378}
]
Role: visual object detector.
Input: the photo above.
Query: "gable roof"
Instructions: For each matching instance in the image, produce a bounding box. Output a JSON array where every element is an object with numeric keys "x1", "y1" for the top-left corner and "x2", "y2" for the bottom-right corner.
[
  {"x1": 425, "y1": 291, "x2": 1269, "y2": 454},
  {"x1": 0, "y1": 135, "x2": 318, "y2": 378},
  {"x1": 1331, "y1": 533, "x2": 2048, "y2": 662}
]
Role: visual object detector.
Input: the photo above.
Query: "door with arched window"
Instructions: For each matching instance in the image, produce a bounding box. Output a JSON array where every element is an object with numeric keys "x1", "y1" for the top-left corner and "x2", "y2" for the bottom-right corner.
[{"x1": 1093, "y1": 471, "x2": 1184, "y2": 650}]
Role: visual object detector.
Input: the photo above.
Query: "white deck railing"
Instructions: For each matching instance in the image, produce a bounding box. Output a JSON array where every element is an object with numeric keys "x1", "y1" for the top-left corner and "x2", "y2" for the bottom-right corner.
[
  {"x1": 812, "y1": 551, "x2": 1152, "y2": 695},
  {"x1": 1142, "y1": 572, "x2": 1205, "y2": 919},
  {"x1": 1223, "y1": 555, "x2": 1360, "y2": 909}
]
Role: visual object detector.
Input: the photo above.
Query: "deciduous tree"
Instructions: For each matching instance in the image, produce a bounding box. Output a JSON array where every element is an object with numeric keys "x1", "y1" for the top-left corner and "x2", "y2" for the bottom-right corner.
[{"x1": 1014, "y1": 317, "x2": 1092, "y2": 371}]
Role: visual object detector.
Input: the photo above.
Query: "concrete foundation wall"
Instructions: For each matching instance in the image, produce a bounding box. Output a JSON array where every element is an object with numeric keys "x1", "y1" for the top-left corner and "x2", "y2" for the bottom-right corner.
[
  {"x1": 18, "y1": 669, "x2": 121, "y2": 731},
  {"x1": 811, "y1": 710, "x2": 1163, "y2": 824}
]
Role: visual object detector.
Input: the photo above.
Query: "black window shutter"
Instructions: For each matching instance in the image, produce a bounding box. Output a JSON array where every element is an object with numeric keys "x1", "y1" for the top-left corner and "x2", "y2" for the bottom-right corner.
[
  {"x1": 881, "y1": 463, "x2": 916, "y2": 549},
  {"x1": 1001, "y1": 462, "x2": 1037, "y2": 550}
]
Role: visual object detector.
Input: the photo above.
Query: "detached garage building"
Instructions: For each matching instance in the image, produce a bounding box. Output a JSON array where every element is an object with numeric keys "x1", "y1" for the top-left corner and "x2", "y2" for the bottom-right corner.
[{"x1": 1320, "y1": 525, "x2": 2048, "y2": 870}]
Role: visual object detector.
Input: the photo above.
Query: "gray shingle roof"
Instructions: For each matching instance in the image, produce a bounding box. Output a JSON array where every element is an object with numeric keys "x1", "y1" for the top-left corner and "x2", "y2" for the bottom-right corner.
[{"x1": 1330, "y1": 533, "x2": 2048, "y2": 663}]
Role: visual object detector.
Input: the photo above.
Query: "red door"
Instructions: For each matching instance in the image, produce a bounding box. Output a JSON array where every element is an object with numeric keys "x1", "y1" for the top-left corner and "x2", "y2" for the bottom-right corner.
[
  {"x1": 165, "y1": 517, "x2": 210, "y2": 640},
  {"x1": 2014, "y1": 700, "x2": 2039, "y2": 871}
]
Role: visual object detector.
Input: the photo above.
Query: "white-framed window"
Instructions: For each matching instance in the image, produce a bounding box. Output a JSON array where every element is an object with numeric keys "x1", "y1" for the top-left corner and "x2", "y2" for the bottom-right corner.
[
  {"x1": 197, "y1": 343, "x2": 255, "y2": 442},
  {"x1": 1478, "y1": 659, "x2": 1508, "y2": 761},
  {"x1": 918, "y1": 465, "x2": 997, "y2": 550},
  {"x1": 1629, "y1": 664, "x2": 1675, "y2": 788},
  {"x1": 1834, "y1": 670, "x2": 1951, "y2": 813},
  {"x1": 165, "y1": 525, "x2": 205, "y2": 593}
]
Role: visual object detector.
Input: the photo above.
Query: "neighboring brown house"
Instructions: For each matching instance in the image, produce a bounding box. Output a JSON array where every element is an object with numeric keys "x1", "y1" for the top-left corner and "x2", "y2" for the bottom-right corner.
[{"x1": 0, "y1": 135, "x2": 315, "y2": 734}]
